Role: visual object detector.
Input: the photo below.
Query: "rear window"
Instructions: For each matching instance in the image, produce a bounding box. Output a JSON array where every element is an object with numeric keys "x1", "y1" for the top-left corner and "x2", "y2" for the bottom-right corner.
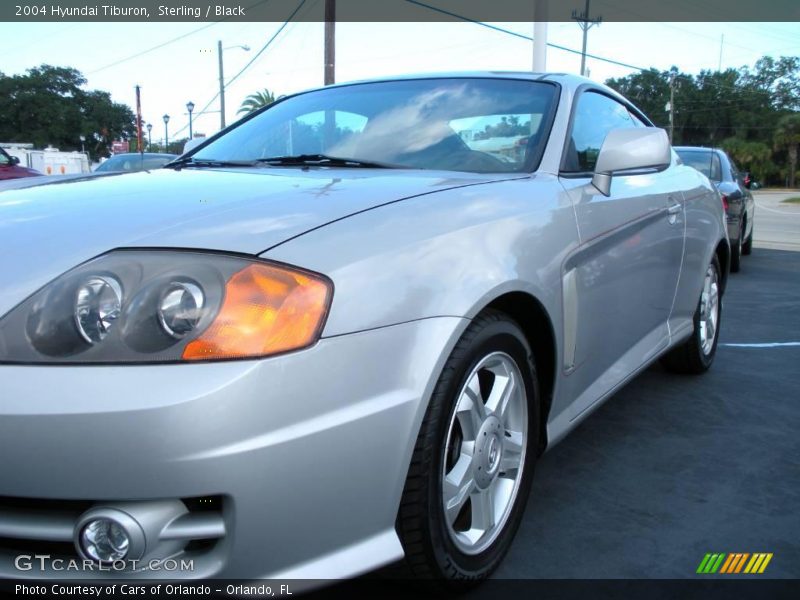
[{"x1": 676, "y1": 150, "x2": 721, "y2": 182}]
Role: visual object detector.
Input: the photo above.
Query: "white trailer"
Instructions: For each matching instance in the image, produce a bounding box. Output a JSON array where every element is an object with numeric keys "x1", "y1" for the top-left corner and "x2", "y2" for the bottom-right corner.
[{"x1": 0, "y1": 143, "x2": 90, "y2": 175}]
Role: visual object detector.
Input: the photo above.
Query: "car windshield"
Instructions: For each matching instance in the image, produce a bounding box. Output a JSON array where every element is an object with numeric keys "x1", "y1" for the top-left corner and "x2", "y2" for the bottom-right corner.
[
  {"x1": 193, "y1": 78, "x2": 558, "y2": 174},
  {"x1": 96, "y1": 154, "x2": 175, "y2": 172},
  {"x1": 676, "y1": 150, "x2": 722, "y2": 182}
]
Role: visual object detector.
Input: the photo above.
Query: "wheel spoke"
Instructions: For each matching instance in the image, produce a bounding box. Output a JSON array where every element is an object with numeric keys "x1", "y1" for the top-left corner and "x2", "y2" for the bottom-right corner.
[
  {"x1": 470, "y1": 488, "x2": 495, "y2": 533},
  {"x1": 443, "y1": 454, "x2": 475, "y2": 526},
  {"x1": 457, "y1": 374, "x2": 486, "y2": 438},
  {"x1": 484, "y1": 370, "x2": 515, "y2": 419},
  {"x1": 500, "y1": 429, "x2": 524, "y2": 477}
]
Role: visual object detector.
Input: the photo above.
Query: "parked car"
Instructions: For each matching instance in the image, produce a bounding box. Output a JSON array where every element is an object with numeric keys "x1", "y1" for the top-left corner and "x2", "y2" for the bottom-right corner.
[
  {"x1": 94, "y1": 152, "x2": 178, "y2": 173},
  {"x1": 674, "y1": 146, "x2": 755, "y2": 271},
  {"x1": 0, "y1": 146, "x2": 41, "y2": 180},
  {"x1": 0, "y1": 74, "x2": 728, "y2": 584}
]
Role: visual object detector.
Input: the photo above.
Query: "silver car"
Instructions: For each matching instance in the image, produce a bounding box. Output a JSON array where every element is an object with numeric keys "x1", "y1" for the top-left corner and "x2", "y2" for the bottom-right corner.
[{"x1": 0, "y1": 73, "x2": 728, "y2": 583}]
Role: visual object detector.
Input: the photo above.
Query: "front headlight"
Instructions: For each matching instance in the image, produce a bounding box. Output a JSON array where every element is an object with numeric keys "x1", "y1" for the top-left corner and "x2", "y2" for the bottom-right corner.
[{"x1": 0, "y1": 250, "x2": 332, "y2": 363}]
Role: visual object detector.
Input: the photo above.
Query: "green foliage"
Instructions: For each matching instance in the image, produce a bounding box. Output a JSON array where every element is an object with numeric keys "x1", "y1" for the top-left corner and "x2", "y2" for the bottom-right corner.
[
  {"x1": 773, "y1": 113, "x2": 800, "y2": 188},
  {"x1": 720, "y1": 138, "x2": 773, "y2": 182},
  {"x1": 237, "y1": 89, "x2": 276, "y2": 115},
  {"x1": 606, "y1": 56, "x2": 800, "y2": 186},
  {"x1": 0, "y1": 65, "x2": 135, "y2": 160}
]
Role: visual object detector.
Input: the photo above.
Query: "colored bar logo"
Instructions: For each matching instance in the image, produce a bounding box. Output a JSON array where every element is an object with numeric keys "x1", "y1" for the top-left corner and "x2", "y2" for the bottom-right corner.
[{"x1": 697, "y1": 553, "x2": 773, "y2": 574}]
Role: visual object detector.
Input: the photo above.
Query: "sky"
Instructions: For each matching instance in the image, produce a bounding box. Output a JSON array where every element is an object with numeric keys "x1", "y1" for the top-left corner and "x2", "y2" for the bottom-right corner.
[{"x1": 1, "y1": 18, "x2": 798, "y2": 145}]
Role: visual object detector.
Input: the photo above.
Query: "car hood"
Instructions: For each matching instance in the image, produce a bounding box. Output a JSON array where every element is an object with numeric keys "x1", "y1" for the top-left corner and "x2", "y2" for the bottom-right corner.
[{"x1": 0, "y1": 166, "x2": 510, "y2": 317}]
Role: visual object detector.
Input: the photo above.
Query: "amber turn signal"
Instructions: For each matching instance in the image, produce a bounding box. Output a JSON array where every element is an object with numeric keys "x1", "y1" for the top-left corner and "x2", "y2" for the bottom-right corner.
[{"x1": 182, "y1": 263, "x2": 331, "y2": 360}]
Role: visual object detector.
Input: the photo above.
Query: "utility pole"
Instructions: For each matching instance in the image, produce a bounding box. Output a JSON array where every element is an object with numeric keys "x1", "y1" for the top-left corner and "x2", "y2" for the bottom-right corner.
[
  {"x1": 718, "y1": 34, "x2": 724, "y2": 71},
  {"x1": 669, "y1": 72, "x2": 676, "y2": 144},
  {"x1": 532, "y1": 0, "x2": 548, "y2": 72},
  {"x1": 134, "y1": 85, "x2": 143, "y2": 154},
  {"x1": 324, "y1": 0, "x2": 335, "y2": 85},
  {"x1": 572, "y1": 0, "x2": 601, "y2": 77},
  {"x1": 218, "y1": 40, "x2": 226, "y2": 129}
]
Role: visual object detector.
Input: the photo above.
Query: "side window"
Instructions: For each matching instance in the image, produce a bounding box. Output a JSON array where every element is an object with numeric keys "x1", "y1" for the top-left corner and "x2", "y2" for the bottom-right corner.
[
  {"x1": 0, "y1": 149, "x2": 10, "y2": 166},
  {"x1": 728, "y1": 157, "x2": 741, "y2": 183},
  {"x1": 628, "y1": 110, "x2": 648, "y2": 127},
  {"x1": 564, "y1": 92, "x2": 638, "y2": 173}
]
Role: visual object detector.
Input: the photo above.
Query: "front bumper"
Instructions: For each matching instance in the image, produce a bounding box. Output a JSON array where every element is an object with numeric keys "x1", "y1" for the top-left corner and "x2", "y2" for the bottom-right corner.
[{"x1": 0, "y1": 317, "x2": 465, "y2": 579}]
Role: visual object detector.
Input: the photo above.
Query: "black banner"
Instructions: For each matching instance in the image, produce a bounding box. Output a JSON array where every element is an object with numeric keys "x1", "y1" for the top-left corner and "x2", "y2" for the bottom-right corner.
[
  {"x1": 2, "y1": 0, "x2": 799, "y2": 23},
  {"x1": 2, "y1": 579, "x2": 800, "y2": 600}
]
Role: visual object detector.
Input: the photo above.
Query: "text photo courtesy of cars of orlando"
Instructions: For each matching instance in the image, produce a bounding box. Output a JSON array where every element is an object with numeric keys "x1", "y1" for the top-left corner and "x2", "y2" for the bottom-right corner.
[{"x1": 0, "y1": 73, "x2": 737, "y2": 583}]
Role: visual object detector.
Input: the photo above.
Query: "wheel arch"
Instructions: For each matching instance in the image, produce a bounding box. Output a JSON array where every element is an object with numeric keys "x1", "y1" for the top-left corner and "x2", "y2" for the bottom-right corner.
[{"x1": 482, "y1": 291, "x2": 557, "y2": 455}]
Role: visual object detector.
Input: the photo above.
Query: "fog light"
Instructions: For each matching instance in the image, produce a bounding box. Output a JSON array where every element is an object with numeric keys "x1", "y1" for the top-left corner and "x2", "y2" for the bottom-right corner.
[{"x1": 80, "y1": 518, "x2": 130, "y2": 562}]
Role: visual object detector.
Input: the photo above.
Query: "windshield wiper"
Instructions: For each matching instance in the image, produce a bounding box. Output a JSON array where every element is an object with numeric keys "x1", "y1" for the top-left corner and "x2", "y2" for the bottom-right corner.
[
  {"x1": 163, "y1": 156, "x2": 257, "y2": 170},
  {"x1": 255, "y1": 154, "x2": 398, "y2": 169}
]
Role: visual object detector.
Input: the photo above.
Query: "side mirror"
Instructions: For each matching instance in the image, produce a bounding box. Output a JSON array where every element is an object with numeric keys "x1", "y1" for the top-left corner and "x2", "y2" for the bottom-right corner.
[
  {"x1": 9, "y1": 155, "x2": 20, "y2": 165},
  {"x1": 592, "y1": 128, "x2": 671, "y2": 196}
]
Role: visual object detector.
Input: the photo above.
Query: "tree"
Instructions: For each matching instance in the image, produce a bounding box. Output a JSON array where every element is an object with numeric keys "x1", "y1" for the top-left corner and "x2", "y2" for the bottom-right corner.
[
  {"x1": 0, "y1": 65, "x2": 135, "y2": 159},
  {"x1": 720, "y1": 138, "x2": 773, "y2": 183},
  {"x1": 606, "y1": 55, "x2": 800, "y2": 185},
  {"x1": 237, "y1": 89, "x2": 276, "y2": 114},
  {"x1": 774, "y1": 113, "x2": 800, "y2": 188}
]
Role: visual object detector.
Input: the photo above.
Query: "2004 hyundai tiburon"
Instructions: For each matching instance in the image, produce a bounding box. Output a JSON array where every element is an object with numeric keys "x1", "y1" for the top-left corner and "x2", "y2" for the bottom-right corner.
[{"x1": 0, "y1": 73, "x2": 728, "y2": 583}]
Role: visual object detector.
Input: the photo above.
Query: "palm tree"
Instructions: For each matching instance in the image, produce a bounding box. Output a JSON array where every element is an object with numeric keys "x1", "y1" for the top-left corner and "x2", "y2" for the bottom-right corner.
[
  {"x1": 237, "y1": 89, "x2": 276, "y2": 115},
  {"x1": 774, "y1": 113, "x2": 800, "y2": 188}
]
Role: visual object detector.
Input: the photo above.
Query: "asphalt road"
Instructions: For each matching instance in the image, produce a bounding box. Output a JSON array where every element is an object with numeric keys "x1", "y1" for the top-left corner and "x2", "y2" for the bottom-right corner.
[{"x1": 493, "y1": 245, "x2": 800, "y2": 579}]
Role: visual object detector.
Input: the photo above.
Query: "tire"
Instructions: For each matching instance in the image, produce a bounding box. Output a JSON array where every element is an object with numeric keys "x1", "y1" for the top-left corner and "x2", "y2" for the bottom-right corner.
[
  {"x1": 742, "y1": 221, "x2": 753, "y2": 256},
  {"x1": 730, "y1": 222, "x2": 742, "y2": 273},
  {"x1": 396, "y1": 310, "x2": 539, "y2": 583},
  {"x1": 661, "y1": 255, "x2": 722, "y2": 374}
]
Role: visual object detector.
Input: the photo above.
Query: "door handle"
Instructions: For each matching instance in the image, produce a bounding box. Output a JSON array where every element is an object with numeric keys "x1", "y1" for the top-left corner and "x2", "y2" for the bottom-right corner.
[{"x1": 666, "y1": 199, "x2": 681, "y2": 225}]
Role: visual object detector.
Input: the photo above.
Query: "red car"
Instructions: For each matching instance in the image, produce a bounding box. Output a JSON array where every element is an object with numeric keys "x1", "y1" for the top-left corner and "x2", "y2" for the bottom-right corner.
[{"x1": 0, "y1": 147, "x2": 41, "y2": 180}]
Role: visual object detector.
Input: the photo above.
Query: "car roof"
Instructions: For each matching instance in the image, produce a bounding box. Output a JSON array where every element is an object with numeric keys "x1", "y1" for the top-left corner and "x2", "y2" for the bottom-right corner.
[
  {"x1": 674, "y1": 146, "x2": 724, "y2": 155},
  {"x1": 308, "y1": 71, "x2": 598, "y2": 93}
]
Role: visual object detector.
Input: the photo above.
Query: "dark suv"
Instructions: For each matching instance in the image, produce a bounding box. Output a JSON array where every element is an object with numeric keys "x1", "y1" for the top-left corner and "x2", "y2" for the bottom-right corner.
[
  {"x1": 675, "y1": 146, "x2": 755, "y2": 272},
  {"x1": 0, "y1": 147, "x2": 41, "y2": 181}
]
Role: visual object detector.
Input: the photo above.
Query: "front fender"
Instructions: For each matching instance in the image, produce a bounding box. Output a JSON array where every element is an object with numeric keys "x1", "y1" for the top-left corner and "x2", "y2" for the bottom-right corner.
[{"x1": 262, "y1": 175, "x2": 579, "y2": 339}]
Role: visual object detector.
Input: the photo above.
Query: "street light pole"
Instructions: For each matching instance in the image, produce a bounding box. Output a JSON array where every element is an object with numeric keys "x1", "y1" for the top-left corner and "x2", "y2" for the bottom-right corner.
[
  {"x1": 146, "y1": 123, "x2": 152, "y2": 150},
  {"x1": 217, "y1": 42, "x2": 250, "y2": 130},
  {"x1": 163, "y1": 114, "x2": 170, "y2": 152},
  {"x1": 186, "y1": 101, "x2": 195, "y2": 139}
]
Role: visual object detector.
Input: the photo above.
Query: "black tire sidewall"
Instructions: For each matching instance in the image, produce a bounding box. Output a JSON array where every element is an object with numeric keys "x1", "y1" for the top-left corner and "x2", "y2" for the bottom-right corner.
[{"x1": 426, "y1": 318, "x2": 539, "y2": 579}]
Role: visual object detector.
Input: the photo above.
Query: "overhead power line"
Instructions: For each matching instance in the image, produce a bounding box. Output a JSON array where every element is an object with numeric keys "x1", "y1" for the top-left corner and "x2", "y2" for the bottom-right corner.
[
  {"x1": 403, "y1": 0, "x2": 649, "y2": 72},
  {"x1": 87, "y1": 0, "x2": 273, "y2": 75},
  {"x1": 171, "y1": 0, "x2": 308, "y2": 138}
]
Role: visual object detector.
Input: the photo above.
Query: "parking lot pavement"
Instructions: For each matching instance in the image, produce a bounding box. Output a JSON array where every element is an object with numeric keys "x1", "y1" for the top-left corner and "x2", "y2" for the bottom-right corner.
[
  {"x1": 753, "y1": 191, "x2": 800, "y2": 251},
  {"x1": 494, "y1": 247, "x2": 800, "y2": 579}
]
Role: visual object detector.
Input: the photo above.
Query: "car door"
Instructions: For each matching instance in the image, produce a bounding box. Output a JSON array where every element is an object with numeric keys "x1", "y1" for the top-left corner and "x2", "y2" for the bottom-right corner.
[
  {"x1": 557, "y1": 90, "x2": 685, "y2": 418},
  {"x1": 0, "y1": 148, "x2": 17, "y2": 180}
]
